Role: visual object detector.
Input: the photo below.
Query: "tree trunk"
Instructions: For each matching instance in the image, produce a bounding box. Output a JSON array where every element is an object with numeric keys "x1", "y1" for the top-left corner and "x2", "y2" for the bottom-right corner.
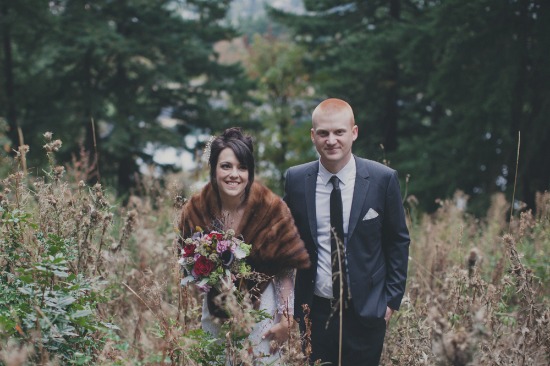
[
  {"x1": 383, "y1": 61, "x2": 399, "y2": 152},
  {"x1": 1, "y1": 0, "x2": 18, "y2": 148},
  {"x1": 383, "y1": 0, "x2": 401, "y2": 152}
]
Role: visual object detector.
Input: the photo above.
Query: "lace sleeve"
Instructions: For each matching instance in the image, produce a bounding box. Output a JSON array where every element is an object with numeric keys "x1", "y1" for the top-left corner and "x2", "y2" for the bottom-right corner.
[{"x1": 274, "y1": 268, "x2": 296, "y2": 316}]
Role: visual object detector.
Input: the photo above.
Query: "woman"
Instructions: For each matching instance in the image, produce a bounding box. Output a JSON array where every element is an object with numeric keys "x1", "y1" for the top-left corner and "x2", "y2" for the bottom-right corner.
[{"x1": 178, "y1": 127, "x2": 310, "y2": 363}]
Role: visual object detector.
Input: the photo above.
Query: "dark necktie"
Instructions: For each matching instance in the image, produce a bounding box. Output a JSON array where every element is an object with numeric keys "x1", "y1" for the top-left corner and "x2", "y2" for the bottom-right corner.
[{"x1": 330, "y1": 175, "x2": 347, "y2": 301}]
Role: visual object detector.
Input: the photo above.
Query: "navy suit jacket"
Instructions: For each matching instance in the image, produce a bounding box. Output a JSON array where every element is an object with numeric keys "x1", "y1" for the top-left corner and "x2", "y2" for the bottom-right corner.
[{"x1": 284, "y1": 156, "x2": 410, "y2": 325}]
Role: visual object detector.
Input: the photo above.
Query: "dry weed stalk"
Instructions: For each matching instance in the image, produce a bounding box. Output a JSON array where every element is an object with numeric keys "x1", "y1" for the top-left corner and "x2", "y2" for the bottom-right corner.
[
  {"x1": 0, "y1": 339, "x2": 33, "y2": 366},
  {"x1": 277, "y1": 310, "x2": 309, "y2": 365}
]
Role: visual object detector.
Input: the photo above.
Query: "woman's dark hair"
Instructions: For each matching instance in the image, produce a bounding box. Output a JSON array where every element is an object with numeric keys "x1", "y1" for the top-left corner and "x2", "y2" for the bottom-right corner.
[{"x1": 209, "y1": 127, "x2": 255, "y2": 197}]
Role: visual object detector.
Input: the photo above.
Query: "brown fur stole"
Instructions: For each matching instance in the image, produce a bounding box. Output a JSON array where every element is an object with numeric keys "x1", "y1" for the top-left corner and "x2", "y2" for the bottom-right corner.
[{"x1": 178, "y1": 181, "x2": 310, "y2": 317}]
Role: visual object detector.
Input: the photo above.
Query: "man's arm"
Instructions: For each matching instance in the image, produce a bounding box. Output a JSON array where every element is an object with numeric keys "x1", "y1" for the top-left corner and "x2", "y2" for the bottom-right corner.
[
  {"x1": 282, "y1": 168, "x2": 293, "y2": 208},
  {"x1": 382, "y1": 171, "x2": 410, "y2": 311}
]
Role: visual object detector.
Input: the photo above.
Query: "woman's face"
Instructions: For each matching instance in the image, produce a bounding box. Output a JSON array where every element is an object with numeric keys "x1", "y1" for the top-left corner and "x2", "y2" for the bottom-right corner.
[{"x1": 215, "y1": 148, "x2": 249, "y2": 203}]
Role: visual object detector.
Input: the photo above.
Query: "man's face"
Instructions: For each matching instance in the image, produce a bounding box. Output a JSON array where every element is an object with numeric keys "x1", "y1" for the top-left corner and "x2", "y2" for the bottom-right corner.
[{"x1": 311, "y1": 109, "x2": 358, "y2": 173}]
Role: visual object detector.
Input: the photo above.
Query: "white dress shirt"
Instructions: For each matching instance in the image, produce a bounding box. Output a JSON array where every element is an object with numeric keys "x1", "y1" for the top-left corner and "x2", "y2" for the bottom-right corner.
[{"x1": 314, "y1": 158, "x2": 356, "y2": 299}]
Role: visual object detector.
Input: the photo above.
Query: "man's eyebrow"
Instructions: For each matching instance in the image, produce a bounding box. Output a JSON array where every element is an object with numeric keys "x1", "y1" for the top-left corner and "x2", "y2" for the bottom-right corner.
[{"x1": 316, "y1": 127, "x2": 346, "y2": 132}]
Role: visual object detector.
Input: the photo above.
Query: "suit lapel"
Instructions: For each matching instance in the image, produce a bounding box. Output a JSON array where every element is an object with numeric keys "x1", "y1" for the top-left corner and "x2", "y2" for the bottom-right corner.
[
  {"x1": 348, "y1": 157, "x2": 370, "y2": 240},
  {"x1": 305, "y1": 162, "x2": 320, "y2": 248}
]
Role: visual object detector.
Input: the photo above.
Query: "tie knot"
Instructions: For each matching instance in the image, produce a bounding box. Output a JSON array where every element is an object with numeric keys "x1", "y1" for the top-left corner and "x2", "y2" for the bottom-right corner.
[{"x1": 330, "y1": 175, "x2": 340, "y2": 190}]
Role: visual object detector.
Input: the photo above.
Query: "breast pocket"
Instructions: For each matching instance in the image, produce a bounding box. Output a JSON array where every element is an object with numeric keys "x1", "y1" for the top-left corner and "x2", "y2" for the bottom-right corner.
[
  {"x1": 359, "y1": 215, "x2": 382, "y2": 234},
  {"x1": 355, "y1": 216, "x2": 382, "y2": 253},
  {"x1": 361, "y1": 215, "x2": 382, "y2": 228}
]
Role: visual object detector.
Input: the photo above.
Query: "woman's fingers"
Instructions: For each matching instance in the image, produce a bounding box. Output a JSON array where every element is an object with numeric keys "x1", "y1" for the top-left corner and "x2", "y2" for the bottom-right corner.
[
  {"x1": 262, "y1": 328, "x2": 273, "y2": 340},
  {"x1": 262, "y1": 320, "x2": 293, "y2": 353}
]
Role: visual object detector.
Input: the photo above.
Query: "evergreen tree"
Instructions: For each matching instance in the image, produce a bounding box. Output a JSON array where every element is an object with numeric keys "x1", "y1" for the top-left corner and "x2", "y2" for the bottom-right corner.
[
  {"x1": 268, "y1": 0, "x2": 407, "y2": 157},
  {"x1": 1, "y1": 0, "x2": 252, "y2": 193},
  {"x1": 396, "y1": 0, "x2": 550, "y2": 212},
  {"x1": 270, "y1": 0, "x2": 550, "y2": 212},
  {"x1": 0, "y1": 0, "x2": 55, "y2": 148}
]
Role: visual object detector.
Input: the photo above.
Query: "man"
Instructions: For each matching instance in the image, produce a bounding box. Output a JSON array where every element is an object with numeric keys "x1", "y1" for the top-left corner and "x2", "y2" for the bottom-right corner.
[{"x1": 284, "y1": 98, "x2": 410, "y2": 365}]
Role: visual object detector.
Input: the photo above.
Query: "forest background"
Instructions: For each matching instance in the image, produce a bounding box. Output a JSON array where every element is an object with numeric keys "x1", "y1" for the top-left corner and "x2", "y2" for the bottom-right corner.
[{"x1": 0, "y1": 0, "x2": 549, "y2": 365}]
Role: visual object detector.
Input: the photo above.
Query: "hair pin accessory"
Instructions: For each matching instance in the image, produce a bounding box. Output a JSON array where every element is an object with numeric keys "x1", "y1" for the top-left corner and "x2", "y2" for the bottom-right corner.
[{"x1": 202, "y1": 135, "x2": 215, "y2": 165}]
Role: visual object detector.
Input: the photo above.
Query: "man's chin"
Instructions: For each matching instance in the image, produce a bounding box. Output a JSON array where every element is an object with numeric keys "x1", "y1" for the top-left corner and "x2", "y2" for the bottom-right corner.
[{"x1": 322, "y1": 154, "x2": 342, "y2": 161}]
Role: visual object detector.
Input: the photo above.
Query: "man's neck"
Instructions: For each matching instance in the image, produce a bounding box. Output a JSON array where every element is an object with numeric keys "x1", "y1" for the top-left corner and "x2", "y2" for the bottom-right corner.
[{"x1": 321, "y1": 154, "x2": 353, "y2": 174}]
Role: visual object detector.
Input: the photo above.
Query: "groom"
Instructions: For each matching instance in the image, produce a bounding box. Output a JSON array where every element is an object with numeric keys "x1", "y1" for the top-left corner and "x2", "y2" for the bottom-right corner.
[{"x1": 284, "y1": 98, "x2": 410, "y2": 365}]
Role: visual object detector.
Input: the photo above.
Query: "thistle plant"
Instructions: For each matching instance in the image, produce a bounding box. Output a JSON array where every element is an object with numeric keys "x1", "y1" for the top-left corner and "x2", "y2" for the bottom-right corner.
[{"x1": 0, "y1": 134, "x2": 119, "y2": 364}]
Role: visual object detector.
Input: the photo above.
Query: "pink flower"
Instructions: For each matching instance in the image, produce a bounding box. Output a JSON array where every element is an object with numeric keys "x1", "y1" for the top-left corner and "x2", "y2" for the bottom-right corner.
[{"x1": 216, "y1": 240, "x2": 231, "y2": 253}]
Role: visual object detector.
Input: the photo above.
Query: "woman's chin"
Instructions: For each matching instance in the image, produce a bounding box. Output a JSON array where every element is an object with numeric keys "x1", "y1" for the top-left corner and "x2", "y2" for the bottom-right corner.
[{"x1": 220, "y1": 189, "x2": 245, "y2": 199}]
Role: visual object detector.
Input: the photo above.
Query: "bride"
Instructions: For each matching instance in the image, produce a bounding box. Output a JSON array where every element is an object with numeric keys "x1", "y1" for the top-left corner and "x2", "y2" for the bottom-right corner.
[{"x1": 178, "y1": 128, "x2": 310, "y2": 364}]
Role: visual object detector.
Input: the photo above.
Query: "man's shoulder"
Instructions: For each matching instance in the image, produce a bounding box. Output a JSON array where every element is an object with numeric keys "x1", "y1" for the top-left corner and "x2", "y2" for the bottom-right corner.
[
  {"x1": 287, "y1": 161, "x2": 318, "y2": 176},
  {"x1": 355, "y1": 156, "x2": 396, "y2": 176}
]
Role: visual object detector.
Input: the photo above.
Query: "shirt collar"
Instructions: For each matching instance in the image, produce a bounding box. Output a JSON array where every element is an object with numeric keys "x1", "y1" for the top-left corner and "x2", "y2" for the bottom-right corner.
[{"x1": 319, "y1": 156, "x2": 356, "y2": 187}]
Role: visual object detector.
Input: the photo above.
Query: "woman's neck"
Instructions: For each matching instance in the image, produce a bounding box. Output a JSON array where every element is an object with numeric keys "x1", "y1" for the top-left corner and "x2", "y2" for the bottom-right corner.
[
  {"x1": 221, "y1": 206, "x2": 244, "y2": 232},
  {"x1": 221, "y1": 198, "x2": 244, "y2": 213},
  {"x1": 219, "y1": 189, "x2": 246, "y2": 211},
  {"x1": 219, "y1": 195, "x2": 246, "y2": 231}
]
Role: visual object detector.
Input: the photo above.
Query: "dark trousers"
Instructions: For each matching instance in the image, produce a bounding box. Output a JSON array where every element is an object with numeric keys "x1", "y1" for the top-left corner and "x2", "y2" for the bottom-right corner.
[{"x1": 309, "y1": 295, "x2": 386, "y2": 366}]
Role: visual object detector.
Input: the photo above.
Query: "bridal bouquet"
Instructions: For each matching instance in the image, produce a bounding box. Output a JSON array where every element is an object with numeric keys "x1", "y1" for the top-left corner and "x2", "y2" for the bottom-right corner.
[{"x1": 178, "y1": 228, "x2": 252, "y2": 293}]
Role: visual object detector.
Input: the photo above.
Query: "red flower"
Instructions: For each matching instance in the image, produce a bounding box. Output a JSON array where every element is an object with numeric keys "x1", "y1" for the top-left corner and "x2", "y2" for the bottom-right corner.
[
  {"x1": 183, "y1": 244, "x2": 196, "y2": 257},
  {"x1": 205, "y1": 231, "x2": 223, "y2": 241},
  {"x1": 194, "y1": 256, "x2": 215, "y2": 276}
]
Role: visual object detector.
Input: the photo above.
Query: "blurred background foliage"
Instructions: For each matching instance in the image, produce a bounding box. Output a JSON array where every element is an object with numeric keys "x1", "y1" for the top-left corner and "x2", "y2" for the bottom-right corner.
[{"x1": 1, "y1": 0, "x2": 549, "y2": 214}]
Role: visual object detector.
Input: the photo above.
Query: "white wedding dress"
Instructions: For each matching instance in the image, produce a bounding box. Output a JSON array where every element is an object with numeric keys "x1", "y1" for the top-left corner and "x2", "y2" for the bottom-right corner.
[{"x1": 201, "y1": 270, "x2": 295, "y2": 365}]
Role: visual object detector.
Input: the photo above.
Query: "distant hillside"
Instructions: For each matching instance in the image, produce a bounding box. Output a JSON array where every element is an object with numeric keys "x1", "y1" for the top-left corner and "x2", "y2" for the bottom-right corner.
[{"x1": 228, "y1": 0, "x2": 303, "y2": 23}]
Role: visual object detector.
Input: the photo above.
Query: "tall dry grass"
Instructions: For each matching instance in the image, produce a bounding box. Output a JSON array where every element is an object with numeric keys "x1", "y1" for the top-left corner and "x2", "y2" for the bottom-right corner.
[
  {"x1": 382, "y1": 191, "x2": 550, "y2": 365},
  {"x1": 1, "y1": 139, "x2": 549, "y2": 365}
]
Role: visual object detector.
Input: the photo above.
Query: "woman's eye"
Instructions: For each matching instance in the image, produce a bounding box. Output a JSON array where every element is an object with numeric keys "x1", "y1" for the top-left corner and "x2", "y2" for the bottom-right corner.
[
  {"x1": 239, "y1": 166, "x2": 247, "y2": 171},
  {"x1": 220, "y1": 164, "x2": 230, "y2": 169}
]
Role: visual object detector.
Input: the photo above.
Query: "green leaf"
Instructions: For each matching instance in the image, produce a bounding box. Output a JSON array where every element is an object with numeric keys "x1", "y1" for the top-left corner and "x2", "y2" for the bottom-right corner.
[
  {"x1": 57, "y1": 296, "x2": 76, "y2": 307},
  {"x1": 52, "y1": 270, "x2": 69, "y2": 278},
  {"x1": 71, "y1": 309, "x2": 93, "y2": 318},
  {"x1": 102, "y1": 322, "x2": 121, "y2": 330},
  {"x1": 18, "y1": 274, "x2": 34, "y2": 284}
]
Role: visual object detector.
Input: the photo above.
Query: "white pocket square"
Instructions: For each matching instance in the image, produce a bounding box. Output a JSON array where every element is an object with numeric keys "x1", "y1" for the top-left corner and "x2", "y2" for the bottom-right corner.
[{"x1": 363, "y1": 208, "x2": 379, "y2": 220}]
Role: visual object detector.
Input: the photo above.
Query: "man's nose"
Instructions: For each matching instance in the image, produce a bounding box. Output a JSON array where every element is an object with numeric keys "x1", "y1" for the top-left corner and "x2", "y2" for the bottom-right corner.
[{"x1": 327, "y1": 133, "x2": 337, "y2": 144}]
